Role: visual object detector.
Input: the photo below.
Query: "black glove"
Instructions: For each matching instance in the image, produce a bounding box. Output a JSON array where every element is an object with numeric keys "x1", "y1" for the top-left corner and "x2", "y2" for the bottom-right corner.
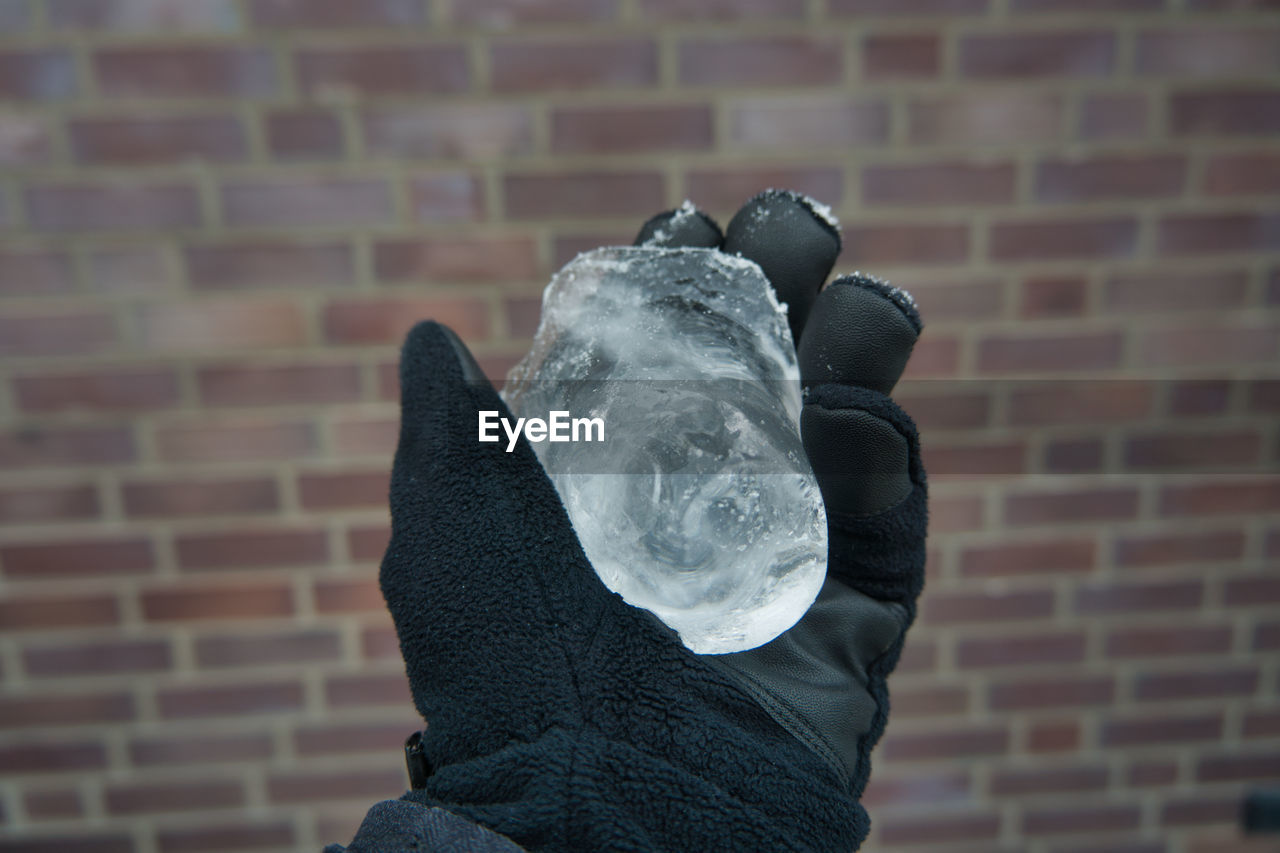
[{"x1": 379, "y1": 190, "x2": 927, "y2": 852}]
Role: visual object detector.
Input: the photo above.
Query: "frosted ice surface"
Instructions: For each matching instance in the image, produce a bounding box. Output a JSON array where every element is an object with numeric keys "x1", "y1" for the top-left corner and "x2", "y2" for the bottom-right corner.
[{"x1": 503, "y1": 247, "x2": 827, "y2": 655}]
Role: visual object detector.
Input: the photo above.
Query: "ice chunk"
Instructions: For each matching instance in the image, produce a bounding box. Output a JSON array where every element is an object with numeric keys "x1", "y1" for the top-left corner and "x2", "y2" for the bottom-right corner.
[{"x1": 503, "y1": 247, "x2": 827, "y2": 655}]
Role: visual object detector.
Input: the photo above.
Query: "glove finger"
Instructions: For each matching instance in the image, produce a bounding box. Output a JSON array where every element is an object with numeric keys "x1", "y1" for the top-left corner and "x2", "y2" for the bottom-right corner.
[
  {"x1": 634, "y1": 202, "x2": 724, "y2": 249},
  {"x1": 721, "y1": 189, "x2": 842, "y2": 345},
  {"x1": 797, "y1": 274, "x2": 922, "y2": 396}
]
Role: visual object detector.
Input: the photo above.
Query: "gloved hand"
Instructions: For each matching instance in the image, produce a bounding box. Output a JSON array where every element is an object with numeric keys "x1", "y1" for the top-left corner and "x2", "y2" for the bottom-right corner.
[{"x1": 375, "y1": 190, "x2": 927, "y2": 852}]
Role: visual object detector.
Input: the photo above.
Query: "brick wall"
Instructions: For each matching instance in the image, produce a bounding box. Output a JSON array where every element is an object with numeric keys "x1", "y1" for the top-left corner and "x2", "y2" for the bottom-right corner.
[{"x1": 0, "y1": 1, "x2": 1277, "y2": 851}]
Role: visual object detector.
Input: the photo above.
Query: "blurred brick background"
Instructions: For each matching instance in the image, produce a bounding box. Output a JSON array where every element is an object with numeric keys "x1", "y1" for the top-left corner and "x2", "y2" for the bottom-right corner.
[{"x1": 0, "y1": 1, "x2": 1278, "y2": 851}]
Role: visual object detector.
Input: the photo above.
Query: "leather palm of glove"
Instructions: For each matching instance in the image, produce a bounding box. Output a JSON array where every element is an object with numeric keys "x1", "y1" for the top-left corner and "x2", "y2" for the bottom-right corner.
[{"x1": 381, "y1": 190, "x2": 928, "y2": 852}]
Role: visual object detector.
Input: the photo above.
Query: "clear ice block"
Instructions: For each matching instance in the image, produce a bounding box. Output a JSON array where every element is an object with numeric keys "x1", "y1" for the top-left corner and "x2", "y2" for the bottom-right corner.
[{"x1": 503, "y1": 247, "x2": 827, "y2": 655}]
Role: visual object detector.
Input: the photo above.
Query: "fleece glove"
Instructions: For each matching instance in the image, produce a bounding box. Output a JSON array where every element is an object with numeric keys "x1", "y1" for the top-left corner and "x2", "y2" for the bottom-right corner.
[{"x1": 336, "y1": 190, "x2": 928, "y2": 852}]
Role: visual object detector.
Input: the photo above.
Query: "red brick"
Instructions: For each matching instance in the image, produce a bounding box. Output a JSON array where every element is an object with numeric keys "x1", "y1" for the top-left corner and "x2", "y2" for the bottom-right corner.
[
  {"x1": 297, "y1": 45, "x2": 467, "y2": 97},
  {"x1": 1005, "y1": 488, "x2": 1138, "y2": 526},
  {"x1": 831, "y1": 0, "x2": 987, "y2": 13},
  {"x1": 332, "y1": 417, "x2": 397, "y2": 457},
  {"x1": 680, "y1": 36, "x2": 842, "y2": 87},
  {"x1": 1163, "y1": 795, "x2": 1246, "y2": 827},
  {"x1": 294, "y1": 721, "x2": 409, "y2": 757},
  {"x1": 49, "y1": 0, "x2": 240, "y2": 32},
  {"x1": 157, "y1": 822, "x2": 295, "y2": 853},
  {"x1": 1158, "y1": 212, "x2": 1280, "y2": 254},
  {"x1": 323, "y1": 296, "x2": 489, "y2": 344},
  {"x1": 410, "y1": 173, "x2": 485, "y2": 222},
  {"x1": 195, "y1": 629, "x2": 341, "y2": 667},
  {"x1": 298, "y1": 471, "x2": 389, "y2": 510},
  {"x1": 0, "y1": 310, "x2": 116, "y2": 357},
  {"x1": 0, "y1": 250, "x2": 73, "y2": 296},
  {"x1": 990, "y1": 765, "x2": 1108, "y2": 796},
  {"x1": 1128, "y1": 760, "x2": 1178, "y2": 787},
  {"x1": 921, "y1": 495, "x2": 984, "y2": 534},
  {"x1": 2, "y1": 537, "x2": 153, "y2": 580},
  {"x1": 0, "y1": 49, "x2": 76, "y2": 100},
  {"x1": 134, "y1": 299, "x2": 307, "y2": 353},
  {"x1": 1249, "y1": 379, "x2": 1280, "y2": 412},
  {"x1": 960, "y1": 31, "x2": 1114, "y2": 79},
  {"x1": 221, "y1": 177, "x2": 393, "y2": 228},
  {"x1": 20, "y1": 372, "x2": 174, "y2": 419},
  {"x1": 324, "y1": 673, "x2": 411, "y2": 708},
  {"x1": 505, "y1": 171, "x2": 663, "y2": 220},
  {"x1": 685, "y1": 166, "x2": 843, "y2": 213},
  {"x1": 552, "y1": 104, "x2": 713, "y2": 154},
  {"x1": 1028, "y1": 720, "x2": 1081, "y2": 752},
  {"x1": 0, "y1": 425, "x2": 134, "y2": 469},
  {"x1": 1080, "y1": 93, "x2": 1149, "y2": 140},
  {"x1": 95, "y1": 47, "x2": 276, "y2": 98},
  {"x1": 130, "y1": 732, "x2": 273, "y2": 766},
  {"x1": 375, "y1": 236, "x2": 538, "y2": 283},
  {"x1": 1205, "y1": 152, "x2": 1280, "y2": 195},
  {"x1": 1169, "y1": 379, "x2": 1232, "y2": 416},
  {"x1": 863, "y1": 33, "x2": 940, "y2": 79},
  {"x1": 186, "y1": 241, "x2": 353, "y2": 290},
  {"x1": 265, "y1": 109, "x2": 344, "y2": 160},
  {"x1": 158, "y1": 680, "x2": 304, "y2": 719},
  {"x1": 1159, "y1": 480, "x2": 1280, "y2": 517},
  {"x1": 24, "y1": 639, "x2": 171, "y2": 677},
  {"x1": 0, "y1": 113, "x2": 53, "y2": 165},
  {"x1": 554, "y1": 232, "x2": 635, "y2": 267},
  {"x1": 491, "y1": 38, "x2": 656, "y2": 92},
  {"x1": 1107, "y1": 625, "x2": 1233, "y2": 658},
  {"x1": 958, "y1": 631, "x2": 1086, "y2": 668},
  {"x1": 1076, "y1": 580, "x2": 1204, "y2": 615},
  {"x1": 250, "y1": 0, "x2": 422, "y2": 27},
  {"x1": 347, "y1": 524, "x2": 390, "y2": 561},
  {"x1": 68, "y1": 115, "x2": 246, "y2": 165},
  {"x1": 890, "y1": 684, "x2": 970, "y2": 717},
  {"x1": 842, "y1": 222, "x2": 969, "y2": 265},
  {"x1": 960, "y1": 539, "x2": 1095, "y2": 577},
  {"x1": 1019, "y1": 273, "x2": 1087, "y2": 317},
  {"x1": 25, "y1": 788, "x2": 85, "y2": 820},
  {"x1": 1137, "y1": 28, "x2": 1280, "y2": 77},
  {"x1": 314, "y1": 577, "x2": 383, "y2": 614},
  {"x1": 0, "y1": 692, "x2": 134, "y2": 728},
  {"x1": 1022, "y1": 804, "x2": 1140, "y2": 836},
  {"x1": 862, "y1": 769, "x2": 972, "y2": 809},
  {"x1": 0, "y1": 594, "x2": 118, "y2": 631},
  {"x1": 894, "y1": 277, "x2": 1003, "y2": 321},
  {"x1": 990, "y1": 217, "x2": 1138, "y2": 260},
  {"x1": 638, "y1": 0, "x2": 802, "y2": 19},
  {"x1": 729, "y1": 95, "x2": 888, "y2": 148},
  {"x1": 1136, "y1": 667, "x2": 1259, "y2": 701},
  {"x1": 1045, "y1": 438, "x2": 1105, "y2": 473},
  {"x1": 141, "y1": 582, "x2": 294, "y2": 621},
  {"x1": 1014, "y1": 0, "x2": 1160, "y2": 7},
  {"x1": 1140, "y1": 323, "x2": 1279, "y2": 366},
  {"x1": 1171, "y1": 89, "x2": 1280, "y2": 136},
  {"x1": 863, "y1": 161, "x2": 1014, "y2": 206},
  {"x1": 1199, "y1": 752, "x2": 1280, "y2": 783},
  {"x1": 25, "y1": 183, "x2": 201, "y2": 232},
  {"x1": 978, "y1": 331, "x2": 1123, "y2": 372},
  {"x1": 1124, "y1": 429, "x2": 1262, "y2": 470},
  {"x1": 923, "y1": 441, "x2": 1027, "y2": 476},
  {"x1": 0, "y1": 740, "x2": 107, "y2": 773},
  {"x1": 923, "y1": 588, "x2": 1054, "y2": 623},
  {"x1": 1243, "y1": 709, "x2": 1280, "y2": 737},
  {"x1": 1104, "y1": 714, "x2": 1224, "y2": 747},
  {"x1": 0, "y1": 483, "x2": 98, "y2": 524},
  {"x1": 880, "y1": 811, "x2": 1001, "y2": 845},
  {"x1": 894, "y1": 391, "x2": 990, "y2": 430},
  {"x1": 990, "y1": 676, "x2": 1115, "y2": 711},
  {"x1": 197, "y1": 363, "x2": 362, "y2": 407},
  {"x1": 1105, "y1": 269, "x2": 1249, "y2": 312},
  {"x1": 87, "y1": 246, "x2": 172, "y2": 294},
  {"x1": 364, "y1": 104, "x2": 533, "y2": 159},
  {"x1": 361, "y1": 625, "x2": 399, "y2": 660},
  {"x1": 0, "y1": 836, "x2": 130, "y2": 853},
  {"x1": 450, "y1": 0, "x2": 618, "y2": 24},
  {"x1": 155, "y1": 418, "x2": 316, "y2": 464},
  {"x1": 1008, "y1": 383, "x2": 1153, "y2": 426},
  {"x1": 175, "y1": 528, "x2": 329, "y2": 570},
  {"x1": 1189, "y1": 0, "x2": 1280, "y2": 7},
  {"x1": 106, "y1": 780, "x2": 243, "y2": 815},
  {"x1": 268, "y1": 768, "x2": 405, "y2": 804},
  {"x1": 882, "y1": 725, "x2": 1009, "y2": 760},
  {"x1": 1036, "y1": 155, "x2": 1185, "y2": 202}
]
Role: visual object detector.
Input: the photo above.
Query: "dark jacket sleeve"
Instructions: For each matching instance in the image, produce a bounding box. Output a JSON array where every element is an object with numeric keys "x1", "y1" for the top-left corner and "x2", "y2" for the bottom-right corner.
[{"x1": 325, "y1": 799, "x2": 528, "y2": 853}]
